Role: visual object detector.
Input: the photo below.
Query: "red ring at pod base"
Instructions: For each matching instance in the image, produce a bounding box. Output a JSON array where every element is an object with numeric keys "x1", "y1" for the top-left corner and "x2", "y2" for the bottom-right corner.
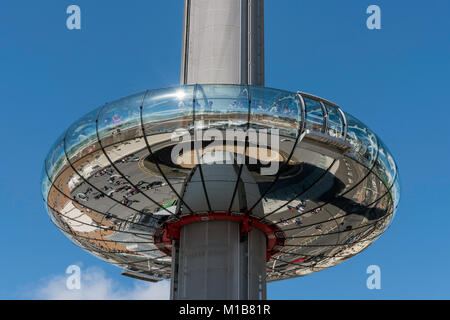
[{"x1": 153, "y1": 213, "x2": 286, "y2": 262}]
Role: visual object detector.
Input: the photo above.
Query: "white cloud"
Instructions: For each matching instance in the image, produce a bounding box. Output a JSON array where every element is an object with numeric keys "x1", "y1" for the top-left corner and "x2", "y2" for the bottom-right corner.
[{"x1": 32, "y1": 267, "x2": 170, "y2": 300}]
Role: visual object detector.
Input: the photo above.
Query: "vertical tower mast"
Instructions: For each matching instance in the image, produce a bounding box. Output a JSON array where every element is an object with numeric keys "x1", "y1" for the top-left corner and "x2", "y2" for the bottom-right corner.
[
  {"x1": 181, "y1": 0, "x2": 264, "y2": 86},
  {"x1": 171, "y1": 0, "x2": 267, "y2": 300}
]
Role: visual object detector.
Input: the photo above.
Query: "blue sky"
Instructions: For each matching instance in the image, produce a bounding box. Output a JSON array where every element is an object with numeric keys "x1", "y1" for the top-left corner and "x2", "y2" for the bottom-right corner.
[{"x1": 0, "y1": 0, "x2": 449, "y2": 299}]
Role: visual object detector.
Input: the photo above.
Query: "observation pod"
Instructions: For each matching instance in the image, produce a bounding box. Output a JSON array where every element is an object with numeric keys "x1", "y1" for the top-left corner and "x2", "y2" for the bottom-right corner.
[
  {"x1": 41, "y1": 85, "x2": 400, "y2": 297},
  {"x1": 41, "y1": 0, "x2": 400, "y2": 300}
]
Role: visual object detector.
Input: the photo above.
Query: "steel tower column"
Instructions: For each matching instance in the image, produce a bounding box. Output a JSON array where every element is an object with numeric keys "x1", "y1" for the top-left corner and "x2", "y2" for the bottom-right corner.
[
  {"x1": 171, "y1": 163, "x2": 267, "y2": 300},
  {"x1": 181, "y1": 0, "x2": 264, "y2": 86},
  {"x1": 172, "y1": 0, "x2": 267, "y2": 300}
]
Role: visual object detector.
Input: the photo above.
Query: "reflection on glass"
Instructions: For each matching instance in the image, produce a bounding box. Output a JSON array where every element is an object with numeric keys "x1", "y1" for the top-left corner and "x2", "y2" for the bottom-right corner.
[
  {"x1": 324, "y1": 104, "x2": 344, "y2": 138},
  {"x1": 392, "y1": 176, "x2": 400, "y2": 209},
  {"x1": 65, "y1": 109, "x2": 101, "y2": 162},
  {"x1": 97, "y1": 92, "x2": 144, "y2": 143},
  {"x1": 41, "y1": 164, "x2": 51, "y2": 203},
  {"x1": 246, "y1": 87, "x2": 301, "y2": 212},
  {"x1": 345, "y1": 113, "x2": 378, "y2": 168},
  {"x1": 303, "y1": 97, "x2": 324, "y2": 132},
  {"x1": 195, "y1": 85, "x2": 249, "y2": 135},
  {"x1": 196, "y1": 84, "x2": 247, "y2": 99},
  {"x1": 45, "y1": 133, "x2": 67, "y2": 183},
  {"x1": 142, "y1": 86, "x2": 196, "y2": 214},
  {"x1": 142, "y1": 86, "x2": 195, "y2": 135},
  {"x1": 380, "y1": 140, "x2": 397, "y2": 186},
  {"x1": 250, "y1": 86, "x2": 300, "y2": 138},
  {"x1": 374, "y1": 140, "x2": 396, "y2": 187},
  {"x1": 41, "y1": 84, "x2": 400, "y2": 281}
]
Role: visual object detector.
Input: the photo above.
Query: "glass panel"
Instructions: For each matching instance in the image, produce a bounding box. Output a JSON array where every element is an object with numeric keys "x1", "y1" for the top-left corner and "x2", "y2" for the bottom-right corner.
[
  {"x1": 303, "y1": 97, "x2": 324, "y2": 132},
  {"x1": 250, "y1": 86, "x2": 300, "y2": 138},
  {"x1": 45, "y1": 133, "x2": 68, "y2": 183},
  {"x1": 374, "y1": 139, "x2": 397, "y2": 187},
  {"x1": 381, "y1": 140, "x2": 397, "y2": 186},
  {"x1": 102, "y1": 141, "x2": 178, "y2": 214},
  {"x1": 97, "y1": 92, "x2": 144, "y2": 144},
  {"x1": 314, "y1": 159, "x2": 370, "y2": 208},
  {"x1": 47, "y1": 205, "x2": 73, "y2": 236},
  {"x1": 96, "y1": 92, "x2": 172, "y2": 214},
  {"x1": 69, "y1": 170, "x2": 138, "y2": 221},
  {"x1": 196, "y1": 84, "x2": 247, "y2": 99},
  {"x1": 92, "y1": 91, "x2": 179, "y2": 216},
  {"x1": 47, "y1": 190, "x2": 122, "y2": 254},
  {"x1": 65, "y1": 109, "x2": 101, "y2": 163},
  {"x1": 264, "y1": 154, "x2": 338, "y2": 223},
  {"x1": 47, "y1": 185, "x2": 161, "y2": 261},
  {"x1": 284, "y1": 188, "x2": 394, "y2": 257},
  {"x1": 335, "y1": 170, "x2": 387, "y2": 223},
  {"x1": 246, "y1": 87, "x2": 301, "y2": 215},
  {"x1": 51, "y1": 188, "x2": 101, "y2": 235},
  {"x1": 344, "y1": 113, "x2": 378, "y2": 168},
  {"x1": 142, "y1": 86, "x2": 195, "y2": 135},
  {"x1": 344, "y1": 156, "x2": 373, "y2": 191},
  {"x1": 392, "y1": 175, "x2": 400, "y2": 209},
  {"x1": 195, "y1": 98, "x2": 249, "y2": 131},
  {"x1": 366, "y1": 190, "x2": 393, "y2": 222},
  {"x1": 358, "y1": 171, "x2": 387, "y2": 206},
  {"x1": 334, "y1": 191, "x2": 394, "y2": 247},
  {"x1": 195, "y1": 84, "x2": 249, "y2": 130},
  {"x1": 142, "y1": 86, "x2": 196, "y2": 215},
  {"x1": 193, "y1": 85, "x2": 250, "y2": 213},
  {"x1": 41, "y1": 164, "x2": 52, "y2": 203},
  {"x1": 324, "y1": 104, "x2": 344, "y2": 139},
  {"x1": 59, "y1": 145, "x2": 142, "y2": 222},
  {"x1": 73, "y1": 150, "x2": 150, "y2": 211}
]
